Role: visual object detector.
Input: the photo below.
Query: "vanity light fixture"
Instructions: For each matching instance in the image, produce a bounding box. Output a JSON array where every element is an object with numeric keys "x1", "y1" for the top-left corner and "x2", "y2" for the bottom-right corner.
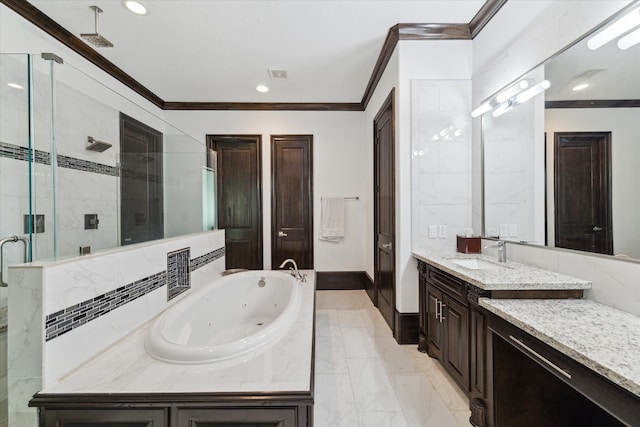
[
  {"x1": 587, "y1": 7, "x2": 640, "y2": 50},
  {"x1": 492, "y1": 102, "x2": 513, "y2": 118},
  {"x1": 572, "y1": 83, "x2": 590, "y2": 91},
  {"x1": 515, "y1": 80, "x2": 551, "y2": 104},
  {"x1": 256, "y1": 84, "x2": 269, "y2": 93},
  {"x1": 471, "y1": 101, "x2": 493, "y2": 118},
  {"x1": 618, "y1": 27, "x2": 640, "y2": 50},
  {"x1": 495, "y1": 80, "x2": 528, "y2": 104},
  {"x1": 124, "y1": 1, "x2": 147, "y2": 15},
  {"x1": 7, "y1": 82, "x2": 24, "y2": 90}
]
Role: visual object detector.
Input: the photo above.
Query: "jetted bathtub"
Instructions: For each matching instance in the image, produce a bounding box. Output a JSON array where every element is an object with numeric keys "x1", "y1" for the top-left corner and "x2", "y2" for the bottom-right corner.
[{"x1": 145, "y1": 270, "x2": 302, "y2": 364}]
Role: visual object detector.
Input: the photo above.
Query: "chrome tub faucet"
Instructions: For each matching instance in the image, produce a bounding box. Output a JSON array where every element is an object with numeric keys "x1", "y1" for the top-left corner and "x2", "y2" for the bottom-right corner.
[{"x1": 279, "y1": 258, "x2": 306, "y2": 282}]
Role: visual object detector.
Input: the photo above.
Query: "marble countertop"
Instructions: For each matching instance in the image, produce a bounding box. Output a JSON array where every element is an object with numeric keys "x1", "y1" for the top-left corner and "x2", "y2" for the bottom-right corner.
[
  {"x1": 40, "y1": 272, "x2": 315, "y2": 395},
  {"x1": 413, "y1": 250, "x2": 591, "y2": 291},
  {"x1": 480, "y1": 298, "x2": 640, "y2": 397}
]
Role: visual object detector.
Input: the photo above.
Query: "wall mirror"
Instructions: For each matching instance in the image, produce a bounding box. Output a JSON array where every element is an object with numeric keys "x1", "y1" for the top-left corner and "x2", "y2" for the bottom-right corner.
[{"x1": 482, "y1": 1, "x2": 640, "y2": 260}]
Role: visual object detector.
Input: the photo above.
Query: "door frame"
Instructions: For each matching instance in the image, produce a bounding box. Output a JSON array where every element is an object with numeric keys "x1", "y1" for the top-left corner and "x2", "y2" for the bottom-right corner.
[
  {"x1": 206, "y1": 134, "x2": 263, "y2": 269},
  {"x1": 270, "y1": 134, "x2": 314, "y2": 270},
  {"x1": 372, "y1": 89, "x2": 396, "y2": 329}
]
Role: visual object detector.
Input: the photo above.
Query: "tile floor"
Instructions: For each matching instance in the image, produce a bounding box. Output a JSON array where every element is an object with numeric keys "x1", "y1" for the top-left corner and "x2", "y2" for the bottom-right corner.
[{"x1": 315, "y1": 290, "x2": 471, "y2": 427}]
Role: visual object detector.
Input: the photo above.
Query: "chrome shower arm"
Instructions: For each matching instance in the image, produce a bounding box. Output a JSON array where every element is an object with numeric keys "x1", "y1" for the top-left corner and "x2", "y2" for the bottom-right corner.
[{"x1": 0, "y1": 235, "x2": 30, "y2": 287}]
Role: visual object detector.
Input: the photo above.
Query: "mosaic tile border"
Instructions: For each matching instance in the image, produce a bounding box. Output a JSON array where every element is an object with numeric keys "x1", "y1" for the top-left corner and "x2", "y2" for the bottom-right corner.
[
  {"x1": 191, "y1": 247, "x2": 225, "y2": 271},
  {"x1": 0, "y1": 141, "x2": 117, "y2": 177},
  {"x1": 44, "y1": 246, "x2": 225, "y2": 341},
  {"x1": 0, "y1": 141, "x2": 50, "y2": 165},
  {"x1": 45, "y1": 271, "x2": 166, "y2": 341}
]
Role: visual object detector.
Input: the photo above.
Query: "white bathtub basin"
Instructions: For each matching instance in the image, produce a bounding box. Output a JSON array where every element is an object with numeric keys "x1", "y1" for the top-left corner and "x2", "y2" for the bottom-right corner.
[{"x1": 145, "y1": 270, "x2": 301, "y2": 364}]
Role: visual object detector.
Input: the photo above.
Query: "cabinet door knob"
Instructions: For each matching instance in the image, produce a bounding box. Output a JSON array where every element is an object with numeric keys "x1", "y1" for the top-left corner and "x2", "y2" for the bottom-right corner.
[
  {"x1": 382, "y1": 242, "x2": 392, "y2": 249},
  {"x1": 277, "y1": 230, "x2": 288, "y2": 237},
  {"x1": 592, "y1": 226, "x2": 603, "y2": 232},
  {"x1": 441, "y1": 303, "x2": 447, "y2": 321}
]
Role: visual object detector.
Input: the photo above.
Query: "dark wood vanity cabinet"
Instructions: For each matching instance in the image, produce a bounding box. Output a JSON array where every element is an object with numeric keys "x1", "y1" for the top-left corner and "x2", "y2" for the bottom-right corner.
[
  {"x1": 417, "y1": 260, "x2": 488, "y2": 424},
  {"x1": 418, "y1": 261, "x2": 473, "y2": 392}
]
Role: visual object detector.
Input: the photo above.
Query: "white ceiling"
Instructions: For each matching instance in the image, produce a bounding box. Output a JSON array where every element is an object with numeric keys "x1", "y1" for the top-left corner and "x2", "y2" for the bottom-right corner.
[{"x1": 28, "y1": 0, "x2": 486, "y2": 103}]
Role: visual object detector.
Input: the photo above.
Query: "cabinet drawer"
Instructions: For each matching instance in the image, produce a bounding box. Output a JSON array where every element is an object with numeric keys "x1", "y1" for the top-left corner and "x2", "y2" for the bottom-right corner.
[{"x1": 427, "y1": 265, "x2": 467, "y2": 304}]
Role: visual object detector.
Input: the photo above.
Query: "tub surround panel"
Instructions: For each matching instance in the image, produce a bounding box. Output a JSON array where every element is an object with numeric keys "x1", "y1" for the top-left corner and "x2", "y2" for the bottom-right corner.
[
  {"x1": 480, "y1": 298, "x2": 640, "y2": 397},
  {"x1": 8, "y1": 230, "x2": 225, "y2": 426},
  {"x1": 413, "y1": 250, "x2": 591, "y2": 291},
  {"x1": 39, "y1": 271, "x2": 315, "y2": 395}
]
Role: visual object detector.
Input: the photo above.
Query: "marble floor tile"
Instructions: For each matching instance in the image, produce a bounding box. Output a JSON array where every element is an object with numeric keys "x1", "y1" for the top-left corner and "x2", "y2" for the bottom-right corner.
[
  {"x1": 315, "y1": 290, "x2": 469, "y2": 427},
  {"x1": 315, "y1": 335, "x2": 349, "y2": 374},
  {"x1": 316, "y1": 309, "x2": 341, "y2": 337},
  {"x1": 341, "y1": 328, "x2": 379, "y2": 359},
  {"x1": 314, "y1": 373, "x2": 359, "y2": 427},
  {"x1": 347, "y1": 358, "x2": 403, "y2": 412}
]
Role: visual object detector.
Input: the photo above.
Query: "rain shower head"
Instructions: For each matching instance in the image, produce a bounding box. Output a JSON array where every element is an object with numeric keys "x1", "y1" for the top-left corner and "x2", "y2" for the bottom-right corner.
[
  {"x1": 81, "y1": 6, "x2": 114, "y2": 48},
  {"x1": 87, "y1": 136, "x2": 112, "y2": 152}
]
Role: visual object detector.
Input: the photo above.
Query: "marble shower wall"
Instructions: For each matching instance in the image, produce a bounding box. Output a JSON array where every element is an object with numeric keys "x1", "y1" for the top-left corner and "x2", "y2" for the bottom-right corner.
[{"x1": 411, "y1": 80, "x2": 472, "y2": 252}]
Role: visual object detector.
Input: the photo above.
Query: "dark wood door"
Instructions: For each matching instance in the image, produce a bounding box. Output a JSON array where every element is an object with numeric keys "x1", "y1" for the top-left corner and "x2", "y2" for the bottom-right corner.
[
  {"x1": 271, "y1": 135, "x2": 313, "y2": 270},
  {"x1": 208, "y1": 135, "x2": 263, "y2": 270},
  {"x1": 443, "y1": 294, "x2": 470, "y2": 390},
  {"x1": 120, "y1": 113, "x2": 163, "y2": 246},
  {"x1": 374, "y1": 90, "x2": 396, "y2": 331},
  {"x1": 554, "y1": 132, "x2": 612, "y2": 255}
]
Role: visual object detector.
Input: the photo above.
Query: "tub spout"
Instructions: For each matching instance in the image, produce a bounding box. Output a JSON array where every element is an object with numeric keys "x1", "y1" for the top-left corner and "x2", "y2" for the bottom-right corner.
[{"x1": 279, "y1": 258, "x2": 304, "y2": 281}]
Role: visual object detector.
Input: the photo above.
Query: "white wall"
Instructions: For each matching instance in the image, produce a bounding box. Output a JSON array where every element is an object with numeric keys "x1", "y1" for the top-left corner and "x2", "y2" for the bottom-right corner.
[
  {"x1": 165, "y1": 110, "x2": 367, "y2": 272},
  {"x1": 545, "y1": 108, "x2": 640, "y2": 258},
  {"x1": 474, "y1": 0, "x2": 640, "y2": 316}
]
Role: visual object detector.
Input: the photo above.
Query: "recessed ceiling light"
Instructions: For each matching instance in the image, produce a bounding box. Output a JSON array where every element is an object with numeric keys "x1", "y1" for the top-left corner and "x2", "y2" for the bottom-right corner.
[
  {"x1": 124, "y1": 1, "x2": 147, "y2": 15},
  {"x1": 7, "y1": 82, "x2": 24, "y2": 90},
  {"x1": 256, "y1": 84, "x2": 269, "y2": 93},
  {"x1": 572, "y1": 83, "x2": 590, "y2": 91}
]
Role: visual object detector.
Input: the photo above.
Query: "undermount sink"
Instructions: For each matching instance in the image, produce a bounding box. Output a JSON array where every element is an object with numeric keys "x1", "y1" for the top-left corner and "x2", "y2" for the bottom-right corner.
[{"x1": 449, "y1": 258, "x2": 507, "y2": 270}]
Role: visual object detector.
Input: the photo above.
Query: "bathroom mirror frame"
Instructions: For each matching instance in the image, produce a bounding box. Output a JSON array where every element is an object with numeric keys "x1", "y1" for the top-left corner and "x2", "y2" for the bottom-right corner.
[{"x1": 480, "y1": 0, "x2": 640, "y2": 263}]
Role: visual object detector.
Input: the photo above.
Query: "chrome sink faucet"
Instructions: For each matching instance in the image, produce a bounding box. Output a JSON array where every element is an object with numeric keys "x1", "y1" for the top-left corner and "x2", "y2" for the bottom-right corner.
[
  {"x1": 485, "y1": 240, "x2": 507, "y2": 263},
  {"x1": 279, "y1": 258, "x2": 306, "y2": 282}
]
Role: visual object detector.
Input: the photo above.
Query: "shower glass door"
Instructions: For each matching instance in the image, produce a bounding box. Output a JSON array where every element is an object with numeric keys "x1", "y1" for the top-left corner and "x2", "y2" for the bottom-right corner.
[{"x1": 0, "y1": 52, "x2": 34, "y2": 427}]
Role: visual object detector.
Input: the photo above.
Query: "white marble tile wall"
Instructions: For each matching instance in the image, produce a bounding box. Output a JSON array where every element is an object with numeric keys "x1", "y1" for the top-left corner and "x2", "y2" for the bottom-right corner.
[
  {"x1": 7, "y1": 229, "x2": 225, "y2": 426},
  {"x1": 411, "y1": 80, "x2": 472, "y2": 252}
]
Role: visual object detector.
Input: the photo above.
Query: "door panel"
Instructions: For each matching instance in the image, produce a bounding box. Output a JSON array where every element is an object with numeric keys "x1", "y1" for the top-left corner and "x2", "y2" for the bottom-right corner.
[
  {"x1": 554, "y1": 132, "x2": 612, "y2": 255},
  {"x1": 443, "y1": 294, "x2": 469, "y2": 390},
  {"x1": 209, "y1": 136, "x2": 263, "y2": 270},
  {"x1": 271, "y1": 135, "x2": 313, "y2": 269},
  {"x1": 120, "y1": 113, "x2": 163, "y2": 246},
  {"x1": 374, "y1": 90, "x2": 395, "y2": 331}
]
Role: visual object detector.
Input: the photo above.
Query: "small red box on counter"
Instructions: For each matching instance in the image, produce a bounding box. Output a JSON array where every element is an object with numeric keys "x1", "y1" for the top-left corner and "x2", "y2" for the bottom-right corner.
[{"x1": 457, "y1": 235, "x2": 481, "y2": 254}]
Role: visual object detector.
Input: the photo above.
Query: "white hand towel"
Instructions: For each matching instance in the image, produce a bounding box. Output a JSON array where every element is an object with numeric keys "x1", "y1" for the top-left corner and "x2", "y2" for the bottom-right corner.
[{"x1": 320, "y1": 197, "x2": 345, "y2": 242}]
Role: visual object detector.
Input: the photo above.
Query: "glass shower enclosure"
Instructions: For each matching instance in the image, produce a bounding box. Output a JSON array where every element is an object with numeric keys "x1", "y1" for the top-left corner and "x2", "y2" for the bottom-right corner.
[{"x1": 0, "y1": 52, "x2": 216, "y2": 425}]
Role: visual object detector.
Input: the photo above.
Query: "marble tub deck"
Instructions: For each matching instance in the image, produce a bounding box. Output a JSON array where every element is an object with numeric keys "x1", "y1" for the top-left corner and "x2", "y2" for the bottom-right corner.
[
  {"x1": 41, "y1": 271, "x2": 316, "y2": 394},
  {"x1": 480, "y1": 298, "x2": 640, "y2": 397}
]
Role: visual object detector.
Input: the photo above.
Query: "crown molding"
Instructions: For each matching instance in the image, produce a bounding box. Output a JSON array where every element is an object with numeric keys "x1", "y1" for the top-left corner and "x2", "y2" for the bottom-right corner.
[{"x1": 2, "y1": 0, "x2": 504, "y2": 112}]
